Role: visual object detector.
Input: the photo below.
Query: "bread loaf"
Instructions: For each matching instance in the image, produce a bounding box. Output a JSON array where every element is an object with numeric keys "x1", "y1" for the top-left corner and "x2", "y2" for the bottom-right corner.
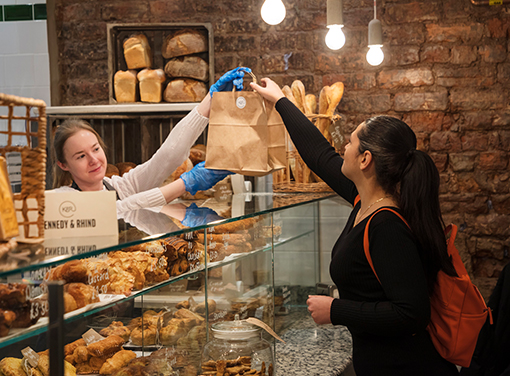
[
  {"x1": 114, "y1": 70, "x2": 138, "y2": 103},
  {"x1": 189, "y1": 145, "x2": 206, "y2": 166},
  {"x1": 162, "y1": 29, "x2": 208, "y2": 59},
  {"x1": 137, "y1": 68, "x2": 166, "y2": 103},
  {"x1": 123, "y1": 34, "x2": 152, "y2": 69},
  {"x1": 164, "y1": 56, "x2": 209, "y2": 81},
  {"x1": 164, "y1": 79, "x2": 207, "y2": 103}
]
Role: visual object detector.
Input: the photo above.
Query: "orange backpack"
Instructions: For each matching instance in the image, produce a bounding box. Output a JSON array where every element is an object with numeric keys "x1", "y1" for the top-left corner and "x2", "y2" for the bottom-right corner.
[{"x1": 362, "y1": 206, "x2": 492, "y2": 367}]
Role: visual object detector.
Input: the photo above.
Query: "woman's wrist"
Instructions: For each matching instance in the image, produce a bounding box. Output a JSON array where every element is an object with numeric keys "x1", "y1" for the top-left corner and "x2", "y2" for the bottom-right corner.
[{"x1": 196, "y1": 95, "x2": 212, "y2": 118}]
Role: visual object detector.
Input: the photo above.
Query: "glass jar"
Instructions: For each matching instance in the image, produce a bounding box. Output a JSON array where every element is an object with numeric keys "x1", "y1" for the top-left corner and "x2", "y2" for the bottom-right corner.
[{"x1": 202, "y1": 315, "x2": 274, "y2": 376}]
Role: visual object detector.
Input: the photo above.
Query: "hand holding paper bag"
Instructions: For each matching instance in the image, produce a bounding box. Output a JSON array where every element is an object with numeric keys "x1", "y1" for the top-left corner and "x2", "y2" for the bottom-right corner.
[
  {"x1": 205, "y1": 72, "x2": 286, "y2": 176},
  {"x1": 210, "y1": 67, "x2": 252, "y2": 96},
  {"x1": 181, "y1": 162, "x2": 233, "y2": 195}
]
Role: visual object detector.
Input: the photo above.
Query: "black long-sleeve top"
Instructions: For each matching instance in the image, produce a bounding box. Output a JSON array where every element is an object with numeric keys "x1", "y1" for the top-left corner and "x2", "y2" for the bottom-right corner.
[{"x1": 275, "y1": 98, "x2": 458, "y2": 375}]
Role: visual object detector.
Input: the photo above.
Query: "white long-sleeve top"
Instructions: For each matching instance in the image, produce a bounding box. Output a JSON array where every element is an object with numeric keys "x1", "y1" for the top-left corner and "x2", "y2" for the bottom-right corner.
[{"x1": 53, "y1": 107, "x2": 209, "y2": 214}]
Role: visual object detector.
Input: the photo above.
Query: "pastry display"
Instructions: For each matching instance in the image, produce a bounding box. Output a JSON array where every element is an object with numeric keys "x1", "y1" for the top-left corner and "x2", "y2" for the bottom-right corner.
[{"x1": 123, "y1": 34, "x2": 152, "y2": 70}]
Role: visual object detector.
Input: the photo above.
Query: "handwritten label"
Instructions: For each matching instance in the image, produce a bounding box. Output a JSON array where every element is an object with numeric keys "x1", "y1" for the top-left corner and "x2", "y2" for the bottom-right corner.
[
  {"x1": 21, "y1": 347, "x2": 40, "y2": 367},
  {"x1": 44, "y1": 191, "x2": 117, "y2": 239},
  {"x1": 82, "y1": 329, "x2": 105, "y2": 346},
  {"x1": 329, "y1": 121, "x2": 344, "y2": 150}
]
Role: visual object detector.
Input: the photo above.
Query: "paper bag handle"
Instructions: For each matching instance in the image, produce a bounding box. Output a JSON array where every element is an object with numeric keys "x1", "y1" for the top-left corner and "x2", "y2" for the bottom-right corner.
[{"x1": 232, "y1": 70, "x2": 258, "y2": 92}]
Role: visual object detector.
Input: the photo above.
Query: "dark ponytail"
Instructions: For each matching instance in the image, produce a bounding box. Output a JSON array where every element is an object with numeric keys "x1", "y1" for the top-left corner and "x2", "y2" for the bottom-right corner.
[{"x1": 357, "y1": 116, "x2": 456, "y2": 294}]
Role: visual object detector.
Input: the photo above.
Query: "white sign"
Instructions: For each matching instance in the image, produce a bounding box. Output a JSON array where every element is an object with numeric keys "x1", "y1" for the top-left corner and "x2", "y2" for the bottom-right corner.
[{"x1": 44, "y1": 191, "x2": 117, "y2": 239}]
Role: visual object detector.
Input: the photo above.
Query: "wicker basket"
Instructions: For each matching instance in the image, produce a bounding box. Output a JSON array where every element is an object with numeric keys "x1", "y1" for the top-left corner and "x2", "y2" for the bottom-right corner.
[{"x1": 0, "y1": 93, "x2": 47, "y2": 239}]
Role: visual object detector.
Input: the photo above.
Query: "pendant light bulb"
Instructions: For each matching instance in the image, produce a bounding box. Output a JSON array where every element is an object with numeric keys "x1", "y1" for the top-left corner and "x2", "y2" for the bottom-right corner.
[
  {"x1": 261, "y1": 0, "x2": 286, "y2": 26},
  {"x1": 366, "y1": 45, "x2": 384, "y2": 66},
  {"x1": 325, "y1": 25, "x2": 345, "y2": 50}
]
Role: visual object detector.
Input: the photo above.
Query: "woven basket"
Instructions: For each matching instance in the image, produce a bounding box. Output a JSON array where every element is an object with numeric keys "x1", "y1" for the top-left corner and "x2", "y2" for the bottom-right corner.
[{"x1": 0, "y1": 93, "x2": 47, "y2": 239}]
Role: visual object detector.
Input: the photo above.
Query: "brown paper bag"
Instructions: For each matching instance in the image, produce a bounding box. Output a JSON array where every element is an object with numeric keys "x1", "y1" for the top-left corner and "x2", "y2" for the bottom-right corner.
[{"x1": 205, "y1": 90, "x2": 286, "y2": 176}]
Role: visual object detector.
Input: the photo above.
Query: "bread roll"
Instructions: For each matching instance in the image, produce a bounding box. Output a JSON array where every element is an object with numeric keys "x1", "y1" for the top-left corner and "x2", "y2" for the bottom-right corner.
[
  {"x1": 87, "y1": 335, "x2": 125, "y2": 357},
  {"x1": 164, "y1": 79, "x2": 207, "y2": 103},
  {"x1": 162, "y1": 29, "x2": 208, "y2": 59},
  {"x1": 164, "y1": 55, "x2": 209, "y2": 81},
  {"x1": 115, "y1": 162, "x2": 136, "y2": 176},
  {"x1": 105, "y1": 164, "x2": 119, "y2": 178},
  {"x1": 123, "y1": 34, "x2": 152, "y2": 69},
  {"x1": 64, "y1": 283, "x2": 99, "y2": 309},
  {"x1": 189, "y1": 147, "x2": 206, "y2": 166},
  {"x1": 114, "y1": 70, "x2": 138, "y2": 103},
  {"x1": 137, "y1": 68, "x2": 166, "y2": 103},
  {"x1": 99, "y1": 350, "x2": 136, "y2": 375}
]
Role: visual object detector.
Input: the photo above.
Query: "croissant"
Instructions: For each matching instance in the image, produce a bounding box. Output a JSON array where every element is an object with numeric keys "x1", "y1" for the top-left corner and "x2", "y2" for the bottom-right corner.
[
  {"x1": 99, "y1": 350, "x2": 136, "y2": 375},
  {"x1": 87, "y1": 335, "x2": 124, "y2": 357}
]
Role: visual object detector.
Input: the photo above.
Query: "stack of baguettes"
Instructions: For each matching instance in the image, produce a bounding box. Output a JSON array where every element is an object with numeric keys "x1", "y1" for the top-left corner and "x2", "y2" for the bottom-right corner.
[{"x1": 274, "y1": 80, "x2": 344, "y2": 185}]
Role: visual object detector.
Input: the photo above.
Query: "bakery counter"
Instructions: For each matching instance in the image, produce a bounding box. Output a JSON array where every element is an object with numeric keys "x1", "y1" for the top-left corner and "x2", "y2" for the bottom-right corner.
[{"x1": 275, "y1": 308, "x2": 353, "y2": 376}]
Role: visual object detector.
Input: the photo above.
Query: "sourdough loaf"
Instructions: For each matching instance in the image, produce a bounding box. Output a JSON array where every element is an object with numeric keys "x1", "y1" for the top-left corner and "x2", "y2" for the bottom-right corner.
[
  {"x1": 123, "y1": 34, "x2": 152, "y2": 69},
  {"x1": 162, "y1": 29, "x2": 208, "y2": 59},
  {"x1": 114, "y1": 70, "x2": 138, "y2": 103},
  {"x1": 163, "y1": 79, "x2": 207, "y2": 103},
  {"x1": 137, "y1": 68, "x2": 166, "y2": 103},
  {"x1": 164, "y1": 56, "x2": 209, "y2": 81}
]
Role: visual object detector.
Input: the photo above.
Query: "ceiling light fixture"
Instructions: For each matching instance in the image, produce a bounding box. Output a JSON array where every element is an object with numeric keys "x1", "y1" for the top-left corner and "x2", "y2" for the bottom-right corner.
[
  {"x1": 261, "y1": 0, "x2": 286, "y2": 26},
  {"x1": 325, "y1": 0, "x2": 345, "y2": 50},
  {"x1": 366, "y1": 0, "x2": 384, "y2": 66}
]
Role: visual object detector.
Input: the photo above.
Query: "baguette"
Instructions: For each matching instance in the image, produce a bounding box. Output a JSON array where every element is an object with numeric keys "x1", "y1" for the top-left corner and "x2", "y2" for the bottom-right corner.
[
  {"x1": 282, "y1": 85, "x2": 299, "y2": 108},
  {"x1": 323, "y1": 82, "x2": 344, "y2": 143},
  {"x1": 291, "y1": 80, "x2": 306, "y2": 113},
  {"x1": 305, "y1": 94, "x2": 317, "y2": 115}
]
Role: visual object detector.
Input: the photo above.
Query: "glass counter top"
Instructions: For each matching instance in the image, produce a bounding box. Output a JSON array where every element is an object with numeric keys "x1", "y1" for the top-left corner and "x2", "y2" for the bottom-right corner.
[{"x1": 0, "y1": 192, "x2": 334, "y2": 279}]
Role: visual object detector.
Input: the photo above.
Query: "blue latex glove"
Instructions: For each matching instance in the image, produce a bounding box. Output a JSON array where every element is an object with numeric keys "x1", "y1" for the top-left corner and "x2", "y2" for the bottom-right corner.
[
  {"x1": 181, "y1": 203, "x2": 224, "y2": 227},
  {"x1": 209, "y1": 67, "x2": 252, "y2": 97},
  {"x1": 180, "y1": 162, "x2": 233, "y2": 195}
]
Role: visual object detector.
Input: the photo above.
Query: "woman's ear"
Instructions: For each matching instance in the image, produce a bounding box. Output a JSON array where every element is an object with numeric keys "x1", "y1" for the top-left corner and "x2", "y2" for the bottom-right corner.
[
  {"x1": 359, "y1": 150, "x2": 373, "y2": 171},
  {"x1": 57, "y1": 161, "x2": 69, "y2": 172}
]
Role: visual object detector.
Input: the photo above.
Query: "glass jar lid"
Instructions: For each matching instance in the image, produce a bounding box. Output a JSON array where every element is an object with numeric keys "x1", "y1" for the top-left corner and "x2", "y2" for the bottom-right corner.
[{"x1": 212, "y1": 314, "x2": 260, "y2": 340}]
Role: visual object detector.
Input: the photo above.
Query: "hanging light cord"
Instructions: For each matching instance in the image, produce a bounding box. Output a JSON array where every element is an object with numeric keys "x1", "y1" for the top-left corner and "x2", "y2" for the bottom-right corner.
[{"x1": 374, "y1": 0, "x2": 377, "y2": 19}]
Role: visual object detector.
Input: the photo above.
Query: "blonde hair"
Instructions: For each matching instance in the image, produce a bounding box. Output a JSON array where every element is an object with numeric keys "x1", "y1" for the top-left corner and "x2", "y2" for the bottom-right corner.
[{"x1": 52, "y1": 119, "x2": 107, "y2": 188}]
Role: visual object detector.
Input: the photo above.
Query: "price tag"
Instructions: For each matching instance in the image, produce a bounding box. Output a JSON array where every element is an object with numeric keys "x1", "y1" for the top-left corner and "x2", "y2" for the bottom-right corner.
[
  {"x1": 82, "y1": 328, "x2": 105, "y2": 346},
  {"x1": 246, "y1": 317, "x2": 285, "y2": 343},
  {"x1": 21, "y1": 347, "x2": 39, "y2": 368},
  {"x1": 329, "y1": 120, "x2": 344, "y2": 150}
]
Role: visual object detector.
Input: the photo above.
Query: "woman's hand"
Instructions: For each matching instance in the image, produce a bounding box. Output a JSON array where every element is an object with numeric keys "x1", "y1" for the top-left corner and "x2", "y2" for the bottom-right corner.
[
  {"x1": 307, "y1": 295, "x2": 334, "y2": 325},
  {"x1": 250, "y1": 77, "x2": 285, "y2": 104},
  {"x1": 210, "y1": 67, "x2": 252, "y2": 96},
  {"x1": 180, "y1": 162, "x2": 233, "y2": 195}
]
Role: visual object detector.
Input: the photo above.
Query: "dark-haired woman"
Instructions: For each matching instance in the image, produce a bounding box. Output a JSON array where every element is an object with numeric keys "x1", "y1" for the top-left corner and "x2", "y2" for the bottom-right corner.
[{"x1": 251, "y1": 78, "x2": 459, "y2": 376}]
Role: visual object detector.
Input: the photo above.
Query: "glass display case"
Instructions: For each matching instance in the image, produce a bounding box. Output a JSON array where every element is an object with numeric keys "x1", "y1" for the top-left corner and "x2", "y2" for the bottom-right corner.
[{"x1": 0, "y1": 191, "x2": 337, "y2": 375}]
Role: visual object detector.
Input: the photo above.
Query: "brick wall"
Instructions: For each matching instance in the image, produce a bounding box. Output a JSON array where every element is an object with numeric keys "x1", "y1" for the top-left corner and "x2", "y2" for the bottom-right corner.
[{"x1": 54, "y1": 0, "x2": 510, "y2": 295}]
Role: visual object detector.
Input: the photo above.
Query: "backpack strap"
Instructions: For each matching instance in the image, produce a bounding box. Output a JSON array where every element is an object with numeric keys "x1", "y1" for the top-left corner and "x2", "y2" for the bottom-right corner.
[
  {"x1": 363, "y1": 207, "x2": 410, "y2": 284},
  {"x1": 354, "y1": 195, "x2": 361, "y2": 207}
]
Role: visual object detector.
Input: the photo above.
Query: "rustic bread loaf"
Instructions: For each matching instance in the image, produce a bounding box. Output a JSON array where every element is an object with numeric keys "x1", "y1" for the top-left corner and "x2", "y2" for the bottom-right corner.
[
  {"x1": 115, "y1": 162, "x2": 136, "y2": 176},
  {"x1": 137, "y1": 68, "x2": 166, "y2": 103},
  {"x1": 114, "y1": 70, "x2": 138, "y2": 103},
  {"x1": 123, "y1": 34, "x2": 152, "y2": 69},
  {"x1": 163, "y1": 79, "x2": 207, "y2": 103},
  {"x1": 162, "y1": 29, "x2": 208, "y2": 59},
  {"x1": 164, "y1": 56, "x2": 209, "y2": 81}
]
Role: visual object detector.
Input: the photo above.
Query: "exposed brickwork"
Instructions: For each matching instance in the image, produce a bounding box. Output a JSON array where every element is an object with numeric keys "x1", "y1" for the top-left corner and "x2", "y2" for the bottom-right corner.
[{"x1": 54, "y1": 0, "x2": 510, "y2": 293}]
